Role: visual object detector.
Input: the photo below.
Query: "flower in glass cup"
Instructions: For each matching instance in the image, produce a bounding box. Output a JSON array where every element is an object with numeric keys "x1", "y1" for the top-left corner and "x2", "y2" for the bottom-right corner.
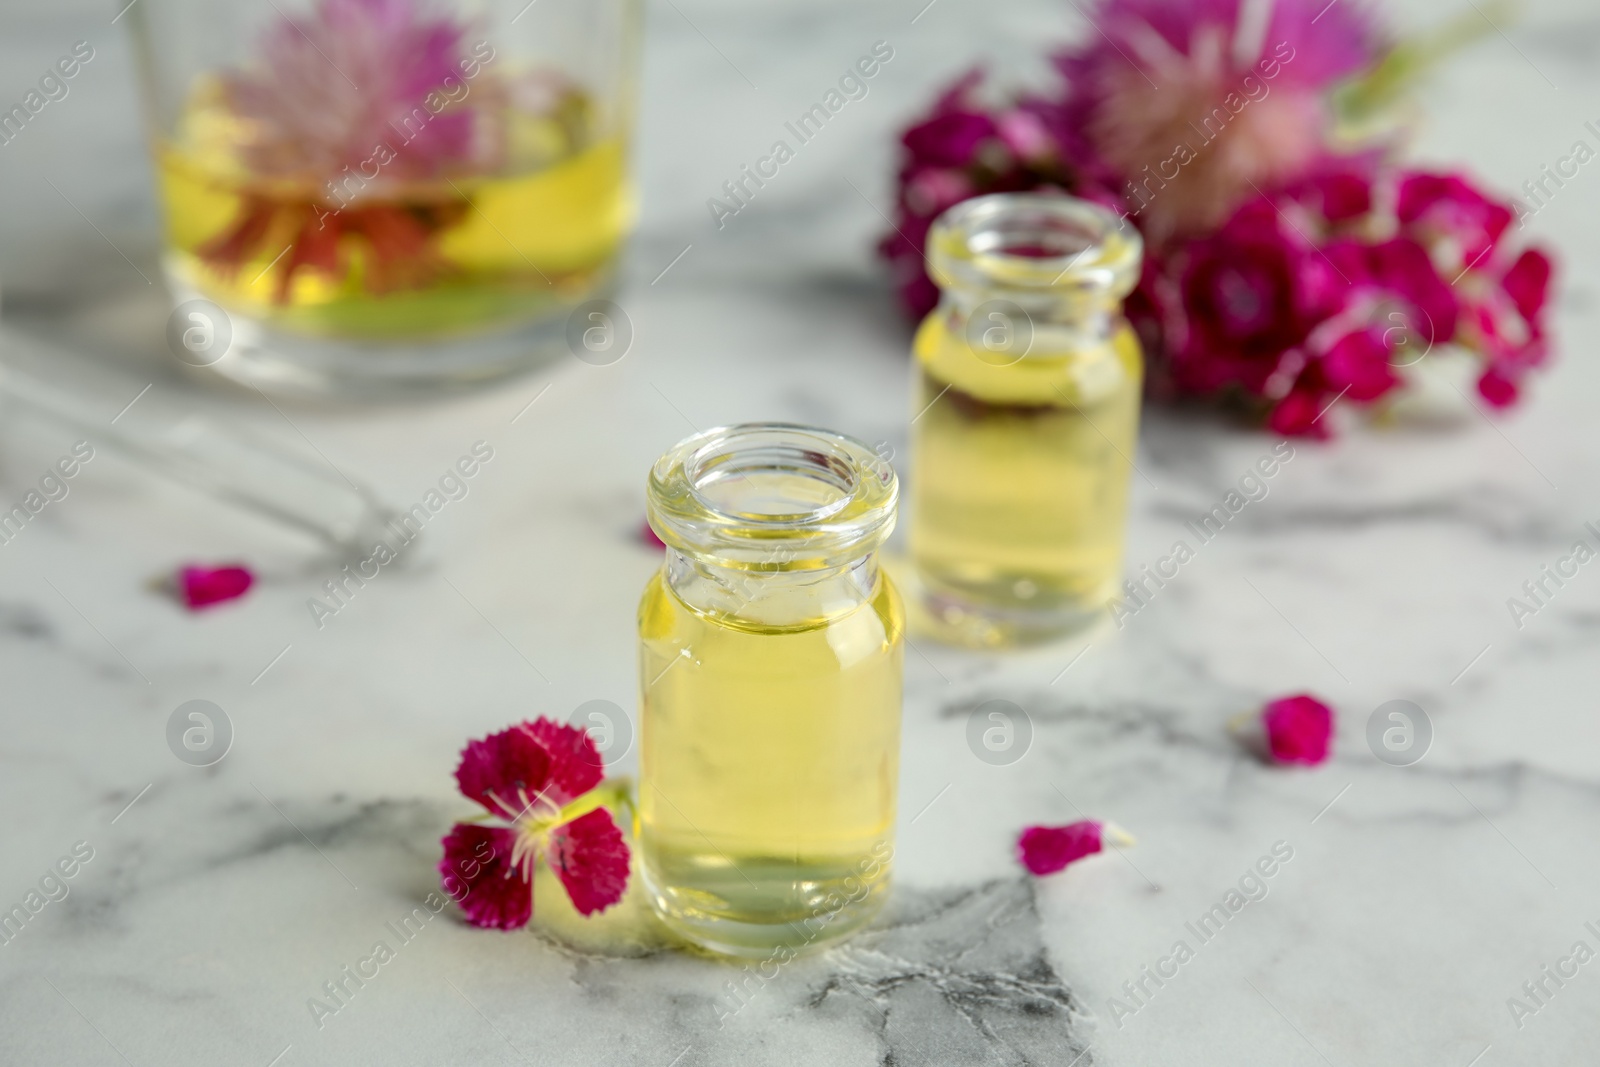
[{"x1": 196, "y1": 0, "x2": 503, "y2": 300}]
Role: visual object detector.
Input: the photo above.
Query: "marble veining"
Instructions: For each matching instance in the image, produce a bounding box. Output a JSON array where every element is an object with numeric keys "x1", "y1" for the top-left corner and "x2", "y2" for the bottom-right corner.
[{"x1": 2, "y1": 0, "x2": 1600, "y2": 1064}]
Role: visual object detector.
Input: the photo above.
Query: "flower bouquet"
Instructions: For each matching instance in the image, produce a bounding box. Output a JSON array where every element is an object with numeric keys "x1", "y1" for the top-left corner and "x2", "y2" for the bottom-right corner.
[{"x1": 880, "y1": 0, "x2": 1554, "y2": 435}]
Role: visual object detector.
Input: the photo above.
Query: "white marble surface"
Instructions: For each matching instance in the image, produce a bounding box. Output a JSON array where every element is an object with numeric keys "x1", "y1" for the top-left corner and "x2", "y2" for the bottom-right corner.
[{"x1": 3, "y1": 0, "x2": 1600, "y2": 1064}]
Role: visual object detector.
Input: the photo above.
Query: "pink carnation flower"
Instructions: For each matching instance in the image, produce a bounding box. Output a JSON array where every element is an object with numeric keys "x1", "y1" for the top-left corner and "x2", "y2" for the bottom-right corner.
[
  {"x1": 1169, "y1": 199, "x2": 1344, "y2": 401},
  {"x1": 1261, "y1": 693, "x2": 1333, "y2": 765},
  {"x1": 1397, "y1": 172, "x2": 1514, "y2": 274},
  {"x1": 439, "y1": 718, "x2": 629, "y2": 927},
  {"x1": 177, "y1": 564, "x2": 254, "y2": 610}
]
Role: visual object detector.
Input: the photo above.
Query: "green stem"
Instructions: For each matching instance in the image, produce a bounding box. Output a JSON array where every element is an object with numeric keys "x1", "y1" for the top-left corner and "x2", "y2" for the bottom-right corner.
[{"x1": 552, "y1": 776, "x2": 635, "y2": 831}]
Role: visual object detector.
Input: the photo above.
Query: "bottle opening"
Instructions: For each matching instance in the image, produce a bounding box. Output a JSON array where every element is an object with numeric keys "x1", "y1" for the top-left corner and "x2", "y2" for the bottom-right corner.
[
  {"x1": 687, "y1": 434, "x2": 858, "y2": 526},
  {"x1": 927, "y1": 192, "x2": 1142, "y2": 300},
  {"x1": 649, "y1": 424, "x2": 897, "y2": 568}
]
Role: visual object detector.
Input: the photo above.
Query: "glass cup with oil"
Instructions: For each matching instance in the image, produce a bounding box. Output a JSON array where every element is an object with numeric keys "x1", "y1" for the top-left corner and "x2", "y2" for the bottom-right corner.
[
  {"x1": 908, "y1": 193, "x2": 1144, "y2": 646},
  {"x1": 638, "y1": 424, "x2": 903, "y2": 958},
  {"x1": 127, "y1": 0, "x2": 640, "y2": 395}
]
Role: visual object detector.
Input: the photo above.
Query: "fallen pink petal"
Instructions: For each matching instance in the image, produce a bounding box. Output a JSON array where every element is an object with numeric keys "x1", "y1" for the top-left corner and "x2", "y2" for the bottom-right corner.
[
  {"x1": 177, "y1": 564, "x2": 255, "y2": 610},
  {"x1": 1262, "y1": 693, "x2": 1334, "y2": 765},
  {"x1": 1018, "y1": 819, "x2": 1133, "y2": 876}
]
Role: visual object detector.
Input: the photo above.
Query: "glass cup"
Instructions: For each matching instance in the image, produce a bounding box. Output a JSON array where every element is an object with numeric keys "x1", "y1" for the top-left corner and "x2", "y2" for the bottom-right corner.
[
  {"x1": 126, "y1": 0, "x2": 641, "y2": 395},
  {"x1": 638, "y1": 423, "x2": 904, "y2": 959},
  {"x1": 907, "y1": 193, "x2": 1144, "y2": 646}
]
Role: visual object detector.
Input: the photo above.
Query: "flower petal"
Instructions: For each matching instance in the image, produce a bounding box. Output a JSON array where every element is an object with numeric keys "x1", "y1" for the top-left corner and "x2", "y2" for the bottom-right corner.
[
  {"x1": 1017, "y1": 820, "x2": 1103, "y2": 876},
  {"x1": 526, "y1": 718, "x2": 606, "y2": 798},
  {"x1": 1262, "y1": 693, "x2": 1333, "y2": 765},
  {"x1": 178, "y1": 564, "x2": 254, "y2": 610},
  {"x1": 1477, "y1": 368, "x2": 1520, "y2": 409},
  {"x1": 438, "y1": 824, "x2": 531, "y2": 930},
  {"x1": 454, "y1": 725, "x2": 553, "y2": 818},
  {"x1": 547, "y1": 808, "x2": 630, "y2": 916},
  {"x1": 1266, "y1": 386, "x2": 1331, "y2": 438},
  {"x1": 1501, "y1": 248, "x2": 1552, "y2": 324}
]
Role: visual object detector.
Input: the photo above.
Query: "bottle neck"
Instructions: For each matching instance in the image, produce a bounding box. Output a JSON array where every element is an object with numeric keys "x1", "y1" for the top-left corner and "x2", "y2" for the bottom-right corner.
[
  {"x1": 924, "y1": 193, "x2": 1142, "y2": 359},
  {"x1": 663, "y1": 548, "x2": 882, "y2": 629},
  {"x1": 942, "y1": 284, "x2": 1122, "y2": 357}
]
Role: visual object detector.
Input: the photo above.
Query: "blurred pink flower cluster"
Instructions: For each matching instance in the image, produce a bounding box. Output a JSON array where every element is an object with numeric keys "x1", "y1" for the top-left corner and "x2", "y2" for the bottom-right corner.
[{"x1": 881, "y1": 0, "x2": 1554, "y2": 434}]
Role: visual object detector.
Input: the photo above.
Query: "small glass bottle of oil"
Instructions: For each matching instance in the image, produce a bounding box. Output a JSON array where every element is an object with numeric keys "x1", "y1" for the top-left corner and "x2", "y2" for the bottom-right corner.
[
  {"x1": 908, "y1": 193, "x2": 1144, "y2": 646},
  {"x1": 639, "y1": 423, "x2": 903, "y2": 958}
]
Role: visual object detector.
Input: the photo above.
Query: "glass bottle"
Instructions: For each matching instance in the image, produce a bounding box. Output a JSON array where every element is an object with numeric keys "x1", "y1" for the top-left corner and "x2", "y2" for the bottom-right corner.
[
  {"x1": 126, "y1": 0, "x2": 641, "y2": 395},
  {"x1": 908, "y1": 193, "x2": 1144, "y2": 646},
  {"x1": 639, "y1": 424, "x2": 903, "y2": 958}
]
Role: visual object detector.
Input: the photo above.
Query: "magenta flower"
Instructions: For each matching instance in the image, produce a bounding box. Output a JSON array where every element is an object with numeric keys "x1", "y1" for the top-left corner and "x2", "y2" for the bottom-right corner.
[
  {"x1": 1317, "y1": 326, "x2": 1399, "y2": 403},
  {"x1": 879, "y1": 71, "x2": 1096, "y2": 319},
  {"x1": 1397, "y1": 171, "x2": 1514, "y2": 274},
  {"x1": 1054, "y1": 0, "x2": 1375, "y2": 239},
  {"x1": 876, "y1": 1, "x2": 1560, "y2": 430},
  {"x1": 1018, "y1": 820, "x2": 1134, "y2": 876},
  {"x1": 1262, "y1": 694, "x2": 1333, "y2": 765},
  {"x1": 902, "y1": 110, "x2": 999, "y2": 170},
  {"x1": 1481, "y1": 247, "x2": 1554, "y2": 405},
  {"x1": 1389, "y1": 171, "x2": 1554, "y2": 409},
  {"x1": 439, "y1": 718, "x2": 629, "y2": 928},
  {"x1": 177, "y1": 564, "x2": 254, "y2": 610},
  {"x1": 1457, "y1": 245, "x2": 1554, "y2": 408},
  {"x1": 223, "y1": 0, "x2": 492, "y2": 185},
  {"x1": 198, "y1": 0, "x2": 504, "y2": 301},
  {"x1": 1170, "y1": 199, "x2": 1344, "y2": 399},
  {"x1": 1265, "y1": 386, "x2": 1328, "y2": 438}
]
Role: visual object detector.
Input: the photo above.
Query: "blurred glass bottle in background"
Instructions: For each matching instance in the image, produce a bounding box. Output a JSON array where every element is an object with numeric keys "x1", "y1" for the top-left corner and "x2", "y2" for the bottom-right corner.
[{"x1": 908, "y1": 193, "x2": 1144, "y2": 646}]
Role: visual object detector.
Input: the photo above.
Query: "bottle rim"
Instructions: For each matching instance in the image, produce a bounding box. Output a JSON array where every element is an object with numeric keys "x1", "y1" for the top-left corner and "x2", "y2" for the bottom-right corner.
[
  {"x1": 926, "y1": 192, "x2": 1142, "y2": 302},
  {"x1": 646, "y1": 423, "x2": 898, "y2": 569}
]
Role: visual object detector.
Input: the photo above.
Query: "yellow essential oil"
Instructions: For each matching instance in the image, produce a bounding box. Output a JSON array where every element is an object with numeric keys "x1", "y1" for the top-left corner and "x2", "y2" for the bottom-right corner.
[
  {"x1": 908, "y1": 194, "x2": 1145, "y2": 645},
  {"x1": 155, "y1": 79, "x2": 633, "y2": 340},
  {"x1": 638, "y1": 425, "x2": 903, "y2": 958}
]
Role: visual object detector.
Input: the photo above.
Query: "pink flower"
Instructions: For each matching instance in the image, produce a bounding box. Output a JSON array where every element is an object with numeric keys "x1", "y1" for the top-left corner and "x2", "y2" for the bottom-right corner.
[
  {"x1": 1171, "y1": 199, "x2": 1343, "y2": 399},
  {"x1": 439, "y1": 718, "x2": 629, "y2": 927},
  {"x1": 1054, "y1": 0, "x2": 1375, "y2": 239},
  {"x1": 1266, "y1": 385, "x2": 1329, "y2": 438},
  {"x1": 1262, "y1": 693, "x2": 1333, "y2": 765},
  {"x1": 1457, "y1": 246, "x2": 1555, "y2": 407},
  {"x1": 1018, "y1": 820, "x2": 1134, "y2": 876},
  {"x1": 1286, "y1": 167, "x2": 1375, "y2": 225},
  {"x1": 177, "y1": 564, "x2": 254, "y2": 610},
  {"x1": 223, "y1": 0, "x2": 494, "y2": 186},
  {"x1": 1477, "y1": 368, "x2": 1519, "y2": 408},
  {"x1": 878, "y1": 70, "x2": 1094, "y2": 319},
  {"x1": 639, "y1": 518, "x2": 665, "y2": 551},
  {"x1": 1502, "y1": 247, "x2": 1553, "y2": 323},
  {"x1": 902, "y1": 109, "x2": 999, "y2": 170},
  {"x1": 996, "y1": 108, "x2": 1054, "y2": 162},
  {"x1": 1397, "y1": 171, "x2": 1514, "y2": 273},
  {"x1": 1309, "y1": 234, "x2": 1459, "y2": 406},
  {"x1": 1318, "y1": 326, "x2": 1400, "y2": 403}
]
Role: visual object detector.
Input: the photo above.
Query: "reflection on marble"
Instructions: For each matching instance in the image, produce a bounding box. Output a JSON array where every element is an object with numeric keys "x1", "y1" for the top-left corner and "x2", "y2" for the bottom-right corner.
[{"x1": 3, "y1": 0, "x2": 1600, "y2": 1064}]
